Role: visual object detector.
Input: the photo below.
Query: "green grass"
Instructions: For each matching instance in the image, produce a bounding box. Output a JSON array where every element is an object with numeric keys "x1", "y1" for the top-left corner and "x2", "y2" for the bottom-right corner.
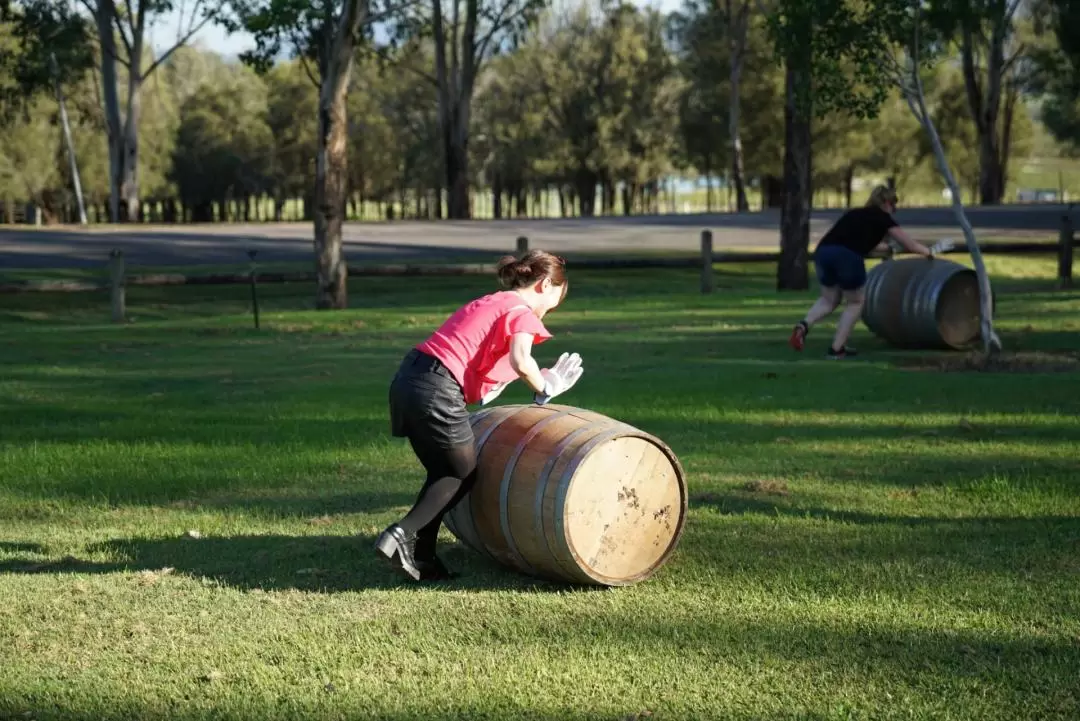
[{"x1": 2, "y1": 255, "x2": 1079, "y2": 720}]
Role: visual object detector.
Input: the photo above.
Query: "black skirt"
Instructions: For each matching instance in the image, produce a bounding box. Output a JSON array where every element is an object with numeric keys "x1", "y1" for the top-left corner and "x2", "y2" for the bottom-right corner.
[{"x1": 388, "y1": 349, "x2": 475, "y2": 448}]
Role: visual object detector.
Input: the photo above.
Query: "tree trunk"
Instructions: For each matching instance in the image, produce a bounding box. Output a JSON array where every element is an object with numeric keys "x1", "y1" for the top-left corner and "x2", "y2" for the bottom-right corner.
[
  {"x1": 514, "y1": 186, "x2": 527, "y2": 217},
  {"x1": 960, "y1": 19, "x2": 1007, "y2": 206},
  {"x1": 905, "y1": 82, "x2": 1000, "y2": 354},
  {"x1": 557, "y1": 187, "x2": 567, "y2": 217},
  {"x1": 95, "y1": 2, "x2": 122, "y2": 223},
  {"x1": 120, "y1": 84, "x2": 141, "y2": 221},
  {"x1": 312, "y1": 0, "x2": 367, "y2": 310},
  {"x1": 433, "y1": 0, "x2": 478, "y2": 220},
  {"x1": 493, "y1": 174, "x2": 503, "y2": 219},
  {"x1": 777, "y1": 53, "x2": 813, "y2": 291},
  {"x1": 977, "y1": 130, "x2": 1004, "y2": 206},
  {"x1": 844, "y1": 164, "x2": 854, "y2": 207},
  {"x1": 575, "y1": 172, "x2": 596, "y2": 217},
  {"x1": 729, "y1": 1, "x2": 750, "y2": 213},
  {"x1": 193, "y1": 201, "x2": 212, "y2": 223}
]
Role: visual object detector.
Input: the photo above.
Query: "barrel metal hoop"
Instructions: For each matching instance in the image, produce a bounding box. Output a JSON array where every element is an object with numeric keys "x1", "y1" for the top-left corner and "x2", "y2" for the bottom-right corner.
[
  {"x1": 552, "y1": 423, "x2": 640, "y2": 583},
  {"x1": 446, "y1": 405, "x2": 530, "y2": 562},
  {"x1": 498, "y1": 408, "x2": 577, "y2": 575},
  {"x1": 531, "y1": 421, "x2": 606, "y2": 581}
]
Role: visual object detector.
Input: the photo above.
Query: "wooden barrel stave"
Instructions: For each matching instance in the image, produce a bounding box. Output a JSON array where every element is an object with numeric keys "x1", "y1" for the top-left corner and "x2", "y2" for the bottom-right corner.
[
  {"x1": 443, "y1": 404, "x2": 527, "y2": 562},
  {"x1": 500, "y1": 408, "x2": 586, "y2": 577},
  {"x1": 525, "y1": 416, "x2": 622, "y2": 583}
]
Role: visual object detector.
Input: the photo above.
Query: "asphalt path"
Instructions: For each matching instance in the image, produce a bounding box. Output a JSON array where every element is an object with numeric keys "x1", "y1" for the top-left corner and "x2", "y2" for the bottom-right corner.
[{"x1": 0, "y1": 204, "x2": 1073, "y2": 270}]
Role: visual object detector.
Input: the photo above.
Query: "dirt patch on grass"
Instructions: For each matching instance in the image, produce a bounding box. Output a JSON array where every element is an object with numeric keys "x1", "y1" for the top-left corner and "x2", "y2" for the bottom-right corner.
[
  {"x1": 741, "y1": 479, "x2": 791, "y2": 496},
  {"x1": 897, "y1": 350, "x2": 1080, "y2": 374}
]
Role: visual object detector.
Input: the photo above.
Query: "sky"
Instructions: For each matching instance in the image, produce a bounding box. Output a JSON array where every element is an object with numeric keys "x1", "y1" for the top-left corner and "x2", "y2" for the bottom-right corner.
[{"x1": 145, "y1": 0, "x2": 685, "y2": 60}]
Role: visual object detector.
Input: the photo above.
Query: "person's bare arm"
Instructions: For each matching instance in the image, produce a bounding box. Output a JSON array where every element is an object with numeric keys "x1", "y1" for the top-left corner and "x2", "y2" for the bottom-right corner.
[
  {"x1": 870, "y1": 240, "x2": 892, "y2": 257},
  {"x1": 887, "y1": 226, "x2": 932, "y2": 257},
  {"x1": 509, "y1": 332, "x2": 547, "y2": 393}
]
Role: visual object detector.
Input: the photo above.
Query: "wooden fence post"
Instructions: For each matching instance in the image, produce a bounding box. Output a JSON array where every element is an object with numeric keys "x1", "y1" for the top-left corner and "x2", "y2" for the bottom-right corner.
[
  {"x1": 248, "y1": 249, "x2": 260, "y2": 329},
  {"x1": 109, "y1": 249, "x2": 125, "y2": 323},
  {"x1": 516, "y1": 235, "x2": 529, "y2": 256},
  {"x1": 1059, "y1": 211, "x2": 1074, "y2": 289},
  {"x1": 700, "y1": 229, "x2": 714, "y2": 294}
]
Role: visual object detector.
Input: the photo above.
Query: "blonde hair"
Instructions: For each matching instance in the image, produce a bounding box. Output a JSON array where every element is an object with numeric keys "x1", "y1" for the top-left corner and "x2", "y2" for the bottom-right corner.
[{"x1": 866, "y1": 185, "x2": 898, "y2": 210}]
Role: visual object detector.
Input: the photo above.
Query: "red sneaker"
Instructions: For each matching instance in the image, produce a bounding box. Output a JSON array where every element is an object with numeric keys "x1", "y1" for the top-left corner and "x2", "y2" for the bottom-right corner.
[{"x1": 789, "y1": 322, "x2": 808, "y2": 351}]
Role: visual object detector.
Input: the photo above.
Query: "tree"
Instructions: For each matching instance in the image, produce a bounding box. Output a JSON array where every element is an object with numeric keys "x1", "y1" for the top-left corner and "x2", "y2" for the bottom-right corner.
[
  {"x1": 387, "y1": 0, "x2": 548, "y2": 219},
  {"x1": 229, "y1": 0, "x2": 372, "y2": 309},
  {"x1": 263, "y1": 60, "x2": 318, "y2": 220},
  {"x1": 770, "y1": 0, "x2": 1003, "y2": 353},
  {"x1": 0, "y1": 96, "x2": 61, "y2": 220},
  {"x1": 719, "y1": 0, "x2": 753, "y2": 211},
  {"x1": 1030, "y1": 0, "x2": 1080, "y2": 151},
  {"x1": 668, "y1": 2, "x2": 728, "y2": 210},
  {"x1": 766, "y1": 0, "x2": 814, "y2": 290},
  {"x1": 170, "y1": 64, "x2": 273, "y2": 221},
  {"x1": 0, "y1": 1, "x2": 94, "y2": 222},
  {"x1": 472, "y1": 49, "x2": 548, "y2": 217},
  {"x1": 934, "y1": 0, "x2": 1028, "y2": 205},
  {"x1": 81, "y1": 0, "x2": 224, "y2": 222},
  {"x1": 0, "y1": 0, "x2": 93, "y2": 107}
]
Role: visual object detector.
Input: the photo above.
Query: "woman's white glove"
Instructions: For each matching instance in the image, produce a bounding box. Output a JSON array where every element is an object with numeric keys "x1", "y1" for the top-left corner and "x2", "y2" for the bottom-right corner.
[
  {"x1": 929, "y1": 238, "x2": 956, "y2": 258},
  {"x1": 480, "y1": 381, "x2": 509, "y2": 406},
  {"x1": 534, "y1": 352, "x2": 584, "y2": 405}
]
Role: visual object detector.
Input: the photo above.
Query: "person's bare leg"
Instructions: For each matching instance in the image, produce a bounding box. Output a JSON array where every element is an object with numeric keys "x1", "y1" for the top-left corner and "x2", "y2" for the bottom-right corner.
[
  {"x1": 805, "y1": 287, "x2": 841, "y2": 326},
  {"x1": 830, "y1": 287, "x2": 865, "y2": 353},
  {"x1": 791, "y1": 287, "x2": 840, "y2": 351}
]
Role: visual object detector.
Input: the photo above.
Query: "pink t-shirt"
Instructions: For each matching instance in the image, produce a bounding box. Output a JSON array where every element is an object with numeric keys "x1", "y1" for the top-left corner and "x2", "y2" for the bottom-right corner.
[{"x1": 416, "y1": 291, "x2": 553, "y2": 404}]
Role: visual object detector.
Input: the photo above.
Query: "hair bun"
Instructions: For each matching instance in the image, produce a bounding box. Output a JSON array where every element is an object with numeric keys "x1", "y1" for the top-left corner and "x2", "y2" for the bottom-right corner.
[{"x1": 494, "y1": 249, "x2": 567, "y2": 291}]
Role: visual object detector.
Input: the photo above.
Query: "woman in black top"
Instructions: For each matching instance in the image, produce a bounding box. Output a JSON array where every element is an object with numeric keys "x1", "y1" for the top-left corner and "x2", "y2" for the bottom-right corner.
[{"x1": 788, "y1": 185, "x2": 951, "y2": 358}]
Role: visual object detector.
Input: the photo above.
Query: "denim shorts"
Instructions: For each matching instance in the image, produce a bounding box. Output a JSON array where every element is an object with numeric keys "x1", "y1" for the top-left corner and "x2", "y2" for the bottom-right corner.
[
  {"x1": 388, "y1": 349, "x2": 474, "y2": 449},
  {"x1": 814, "y1": 244, "x2": 867, "y2": 291}
]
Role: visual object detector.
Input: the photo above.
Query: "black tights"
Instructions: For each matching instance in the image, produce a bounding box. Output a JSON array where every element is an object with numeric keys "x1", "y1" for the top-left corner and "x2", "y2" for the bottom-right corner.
[{"x1": 397, "y1": 435, "x2": 477, "y2": 557}]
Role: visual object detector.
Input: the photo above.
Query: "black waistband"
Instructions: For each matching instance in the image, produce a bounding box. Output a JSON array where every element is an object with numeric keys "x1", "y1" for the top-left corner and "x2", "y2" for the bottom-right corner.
[{"x1": 405, "y1": 348, "x2": 448, "y2": 375}]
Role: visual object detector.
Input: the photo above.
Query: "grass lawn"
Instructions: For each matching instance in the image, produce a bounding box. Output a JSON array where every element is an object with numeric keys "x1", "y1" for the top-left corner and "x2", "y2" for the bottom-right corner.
[{"x1": 1, "y1": 255, "x2": 1079, "y2": 720}]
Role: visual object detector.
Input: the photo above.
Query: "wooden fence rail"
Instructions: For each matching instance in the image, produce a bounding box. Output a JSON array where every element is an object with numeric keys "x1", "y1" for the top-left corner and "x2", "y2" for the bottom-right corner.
[{"x1": 1, "y1": 223, "x2": 1074, "y2": 324}]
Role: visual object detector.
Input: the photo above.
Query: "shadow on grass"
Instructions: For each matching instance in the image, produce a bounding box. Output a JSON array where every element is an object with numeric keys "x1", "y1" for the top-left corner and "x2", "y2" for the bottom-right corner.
[
  {"x1": 0, "y1": 541, "x2": 46, "y2": 553},
  {"x1": 0, "y1": 532, "x2": 601, "y2": 595},
  {"x1": 681, "y1": 491, "x2": 1080, "y2": 583}
]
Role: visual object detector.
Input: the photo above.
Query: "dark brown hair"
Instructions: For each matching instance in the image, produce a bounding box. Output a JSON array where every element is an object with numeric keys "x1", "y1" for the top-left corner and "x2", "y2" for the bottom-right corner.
[{"x1": 496, "y1": 249, "x2": 567, "y2": 291}]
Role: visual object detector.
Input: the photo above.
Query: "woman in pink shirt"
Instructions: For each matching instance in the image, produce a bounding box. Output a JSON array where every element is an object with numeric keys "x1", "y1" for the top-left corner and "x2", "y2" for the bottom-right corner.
[{"x1": 375, "y1": 250, "x2": 585, "y2": 582}]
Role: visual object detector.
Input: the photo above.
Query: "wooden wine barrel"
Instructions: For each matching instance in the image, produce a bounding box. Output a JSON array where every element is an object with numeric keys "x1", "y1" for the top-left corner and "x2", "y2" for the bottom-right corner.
[
  {"x1": 862, "y1": 257, "x2": 988, "y2": 350},
  {"x1": 442, "y1": 404, "x2": 688, "y2": 587}
]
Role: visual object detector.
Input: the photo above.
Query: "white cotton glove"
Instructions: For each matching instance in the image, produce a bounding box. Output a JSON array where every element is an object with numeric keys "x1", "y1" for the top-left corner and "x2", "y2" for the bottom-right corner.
[
  {"x1": 534, "y1": 352, "x2": 584, "y2": 405},
  {"x1": 929, "y1": 239, "x2": 956, "y2": 258},
  {"x1": 480, "y1": 381, "x2": 509, "y2": 406}
]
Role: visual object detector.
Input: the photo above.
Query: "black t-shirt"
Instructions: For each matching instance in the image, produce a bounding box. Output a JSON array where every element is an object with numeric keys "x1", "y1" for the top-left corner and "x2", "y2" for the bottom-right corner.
[{"x1": 816, "y1": 206, "x2": 898, "y2": 257}]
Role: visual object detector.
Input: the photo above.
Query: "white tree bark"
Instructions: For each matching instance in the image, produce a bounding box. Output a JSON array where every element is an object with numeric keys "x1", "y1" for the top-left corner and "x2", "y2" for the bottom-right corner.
[
  {"x1": 898, "y1": 4, "x2": 1001, "y2": 355},
  {"x1": 50, "y1": 53, "x2": 88, "y2": 225}
]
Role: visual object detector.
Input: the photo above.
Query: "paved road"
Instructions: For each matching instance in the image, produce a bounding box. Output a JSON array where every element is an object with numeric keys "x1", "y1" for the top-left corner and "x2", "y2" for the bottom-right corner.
[{"x1": 0, "y1": 204, "x2": 1073, "y2": 270}]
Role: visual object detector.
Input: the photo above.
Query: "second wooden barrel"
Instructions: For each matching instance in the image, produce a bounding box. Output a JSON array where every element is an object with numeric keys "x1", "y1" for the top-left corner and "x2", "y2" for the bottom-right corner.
[
  {"x1": 442, "y1": 404, "x2": 688, "y2": 587},
  {"x1": 862, "y1": 257, "x2": 987, "y2": 350}
]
